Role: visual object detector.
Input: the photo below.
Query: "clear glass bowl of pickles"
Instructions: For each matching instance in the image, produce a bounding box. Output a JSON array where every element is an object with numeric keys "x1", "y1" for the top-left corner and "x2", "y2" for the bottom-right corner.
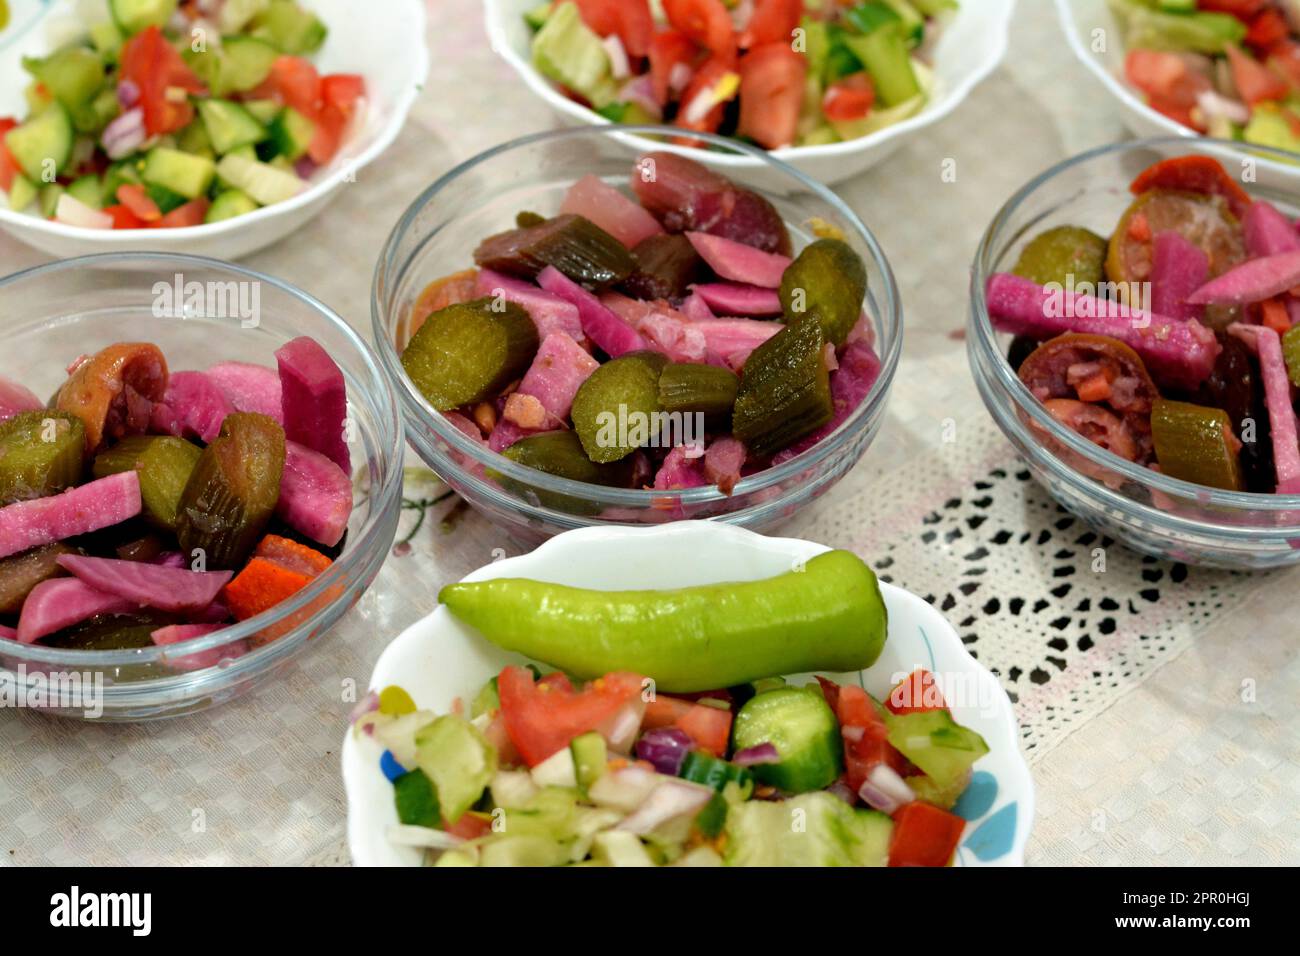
[
  {"x1": 0, "y1": 253, "x2": 404, "y2": 719},
  {"x1": 969, "y1": 137, "x2": 1300, "y2": 570},
  {"x1": 372, "y1": 126, "x2": 902, "y2": 541}
]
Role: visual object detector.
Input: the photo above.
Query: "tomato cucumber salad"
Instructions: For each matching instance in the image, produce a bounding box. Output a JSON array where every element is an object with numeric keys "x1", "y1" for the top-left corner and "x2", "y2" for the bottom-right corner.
[
  {"x1": 0, "y1": 0, "x2": 366, "y2": 229},
  {"x1": 523, "y1": 0, "x2": 956, "y2": 150},
  {"x1": 354, "y1": 550, "x2": 993, "y2": 867},
  {"x1": 1114, "y1": 0, "x2": 1300, "y2": 149}
]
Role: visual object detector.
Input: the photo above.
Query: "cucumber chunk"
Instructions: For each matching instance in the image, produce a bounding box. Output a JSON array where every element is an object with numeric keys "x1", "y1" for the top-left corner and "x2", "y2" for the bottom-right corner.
[
  {"x1": 214, "y1": 152, "x2": 304, "y2": 205},
  {"x1": 142, "y1": 147, "x2": 216, "y2": 200},
  {"x1": 205, "y1": 189, "x2": 259, "y2": 223},
  {"x1": 724, "y1": 791, "x2": 892, "y2": 866},
  {"x1": 250, "y1": 0, "x2": 328, "y2": 55},
  {"x1": 732, "y1": 686, "x2": 844, "y2": 793},
  {"x1": 110, "y1": 0, "x2": 179, "y2": 34},
  {"x1": 198, "y1": 99, "x2": 267, "y2": 155},
  {"x1": 22, "y1": 48, "x2": 105, "y2": 110},
  {"x1": 5, "y1": 104, "x2": 74, "y2": 181},
  {"x1": 66, "y1": 174, "x2": 103, "y2": 209},
  {"x1": 5, "y1": 173, "x2": 38, "y2": 212},
  {"x1": 265, "y1": 106, "x2": 315, "y2": 161},
  {"x1": 413, "y1": 715, "x2": 496, "y2": 824},
  {"x1": 884, "y1": 709, "x2": 989, "y2": 790}
]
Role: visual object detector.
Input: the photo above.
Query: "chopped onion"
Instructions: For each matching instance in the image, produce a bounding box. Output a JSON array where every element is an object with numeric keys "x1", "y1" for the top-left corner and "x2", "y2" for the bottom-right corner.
[
  {"x1": 601, "y1": 701, "x2": 644, "y2": 754},
  {"x1": 619, "y1": 75, "x2": 663, "y2": 121},
  {"x1": 615, "y1": 778, "x2": 713, "y2": 835},
  {"x1": 386, "y1": 825, "x2": 465, "y2": 850},
  {"x1": 603, "y1": 35, "x2": 630, "y2": 80},
  {"x1": 730, "y1": 0, "x2": 754, "y2": 31},
  {"x1": 669, "y1": 62, "x2": 692, "y2": 96},
  {"x1": 1196, "y1": 89, "x2": 1249, "y2": 126},
  {"x1": 827, "y1": 779, "x2": 857, "y2": 805},
  {"x1": 857, "y1": 764, "x2": 915, "y2": 814},
  {"x1": 55, "y1": 193, "x2": 113, "y2": 230},
  {"x1": 102, "y1": 107, "x2": 146, "y2": 160},
  {"x1": 295, "y1": 157, "x2": 319, "y2": 180},
  {"x1": 733, "y1": 742, "x2": 780, "y2": 767},
  {"x1": 635, "y1": 727, "x2": 693, "y2": 775},
  {"x1": 349, "y1": 690, "x2": 380, "y2": 726},
  {"x1": 841, "y1": 724, "x2": 865, "y2": 743},
  {"x1": 117, "y1": 79, "x2": 140, "y2": 108}
]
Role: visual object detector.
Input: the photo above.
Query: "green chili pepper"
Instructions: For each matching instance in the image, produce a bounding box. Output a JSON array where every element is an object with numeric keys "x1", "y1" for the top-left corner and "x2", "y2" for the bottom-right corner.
[{"x1": 437, "y1": 550, "x2": 888, "y2": 693}]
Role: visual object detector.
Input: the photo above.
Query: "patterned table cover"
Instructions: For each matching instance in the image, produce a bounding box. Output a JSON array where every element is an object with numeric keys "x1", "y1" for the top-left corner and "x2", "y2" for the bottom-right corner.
[{"x1": 0, "y1": 0, "x2": 1296, "y2": 867}]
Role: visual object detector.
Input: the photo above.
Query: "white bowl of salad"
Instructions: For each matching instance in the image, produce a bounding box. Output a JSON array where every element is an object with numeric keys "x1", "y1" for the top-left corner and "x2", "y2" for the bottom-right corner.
[
  {"x1": 484, "y1": 0, "x2": 1014, "y2": 185},
  {"x1": 0, "y1": 0, "x2": 427, "y2": 259},
  {"x1": 343, "y1": 521, "x2": 1034, "y2": 867}
]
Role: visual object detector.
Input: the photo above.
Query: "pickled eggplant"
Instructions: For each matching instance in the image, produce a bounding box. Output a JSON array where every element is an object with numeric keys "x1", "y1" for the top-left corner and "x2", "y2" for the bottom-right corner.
[
  {"x1": 778, "y1": 238, "x2": 867, "y2": 347},
  {"x1": 1011, "y1": 225, "x2": 1107, "y2": 288},
  {"x1": 571, "y1": 351, "x2": 667, "y2": 463},
  {"x1": 176, "y1": 412, "x2": 286, "y2": 570},
  {"x1": 1151, "y1": 398, "x2": 1244, "y2": 491},
  {"x1": 42, "y1": 610, "x2": 178, "y2": 651},
  {"x1": 732, "y1": 316, "x2": 833, "y2": 458},
  {"x1": 92, "y1": 435, "x2": 202, "y2": 531},
  {"x1": 495, "y1": 430, "x2": 636, "y2": 513},
  {"x1": 0, "y1": 411, "x2": 86, "y2": 504},
  {"x1": 473, "y1": 214, "x2": 635, "y2": 290},
  {"x1": 619, "y1": 234, "x2": 706, "y2": 301},
  {"x1": 0, "y1": 542, "x2": 75, "y2": 616},
  {"x1": 401, "y1": 297, "x2": 539, "y2": 411},
  {"x1": 658, "y1": 362, "x2": 739, "y2": 419}
]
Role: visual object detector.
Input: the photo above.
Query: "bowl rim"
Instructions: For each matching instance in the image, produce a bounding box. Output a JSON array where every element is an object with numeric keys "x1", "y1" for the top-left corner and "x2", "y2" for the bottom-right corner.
[
  {"x1": 342, "y1": 519, "x2": 1035, "y2": 867},
  {"x1": 483, "y1": 0, "x2": 1015, "y2": 168},
  {"x1": 0, "y1": 251, "x2": 406, "y2": 681},
  {"x1": 969, "y1": 135, "x2": 1300, "y2": 524},
  {"x1": 371, "y1": 123, "x2": 903, "y2": 510},
  {"x1": 0, "y1": 0, "x2": 430, "y2": 241}
]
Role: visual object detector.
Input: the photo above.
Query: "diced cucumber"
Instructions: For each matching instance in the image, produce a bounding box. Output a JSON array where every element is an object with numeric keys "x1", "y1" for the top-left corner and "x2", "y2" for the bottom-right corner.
[
  {"x1": 723, "y1": 791, "x2": 892, "y2": 866},
  {"x1": 5, "y1": 104, "x2": 73, "y2": 182},
  {"x1": 23, "y1": 82, "x2": 54, "y2": 116},
  {"x1": 219, "y1": 0, "x2": 270, "y2": 34},
  {"x1": 250, "y1": 0, "x2": 328, "y2": 54},
  {"x1": 532, "y1": 0, "x2": 618, "y2": 109},
  {"x1": 198, "y1": 99, "x2": 267, "y2": 155},
  {"x1": 215, "y1": 152, "x2": 303, "y2": 205},
  {"x1": 5, "y1": 173, "x2": 37, "y2": 212},
  {"x1": 591, "y1": 831, "x2": 656, "y2": 867},
  {"x1": 478, "y1": 834, "x2": 568, "y2": 867},
  {"x1": 66, "y1": 175, "x2": 103, "y2": 209},
  {"x1": 265, "y1": 106, "x2": 314, "y2": 161},
  {"x1": 110, "y1": 0, "x2": 179, "y2": 33},
  {"x1": 732, "y1": 687, "x2": 844, "y2": 793},
  {"x1": 570, "y1": 732, "x2": 607, "y2": 790},
  {"x1": 71, "y1": 87, "x2": 120, "y2": 136},
  {"x1": 242, "y1": 99, "x2": 282, "y2": 125},
  {"x1": 146, "y1": 182, "x2": 188, "y2": 213},
  {"x1": 204, "y1": 190, "x2": 259, "y2": 223},
  {"x1": 392, "y1": 769, "x2": 440, "y2": 828},
  {"x1": 885, "y1": 709, "x2": 988, "y2": 790},
  {"x1": 90, "y1": 20, "x2": 125, "y2": 62},
  {"x1": 22, "y1": 48, "x2": 106, "y2": 110},
  {"x1": 177, "y1": 120, "x2": 214, "y2": 159},
  {"x1": 489, "y1": 769, "x2": 539, "y2": 809},
  {"x1": 880, "y1": 0, "x2": 925, "y2": 46},
  {"x1": 843, "y1": 27, "x2": 920, "y2": 107},
  {"x1": 678, "y1": 751, "x2": 754, "y2": 795},
  {"x1": 524, "y1": 2, "x2": 553, "y2": 31},
  {"x1": 39, "y1": 183, "x2": 65, "y2": 219},
  {"x1": 217, "y1": 36, "x2": 279, "y2": 94},
  {"x1": 142, "y1": 146, "x2": 216, "y2": 200},
  {"x1": 433, "y1": 848, "x2": 479, "y2": 867},
  {"x1": 530, "y1": 746, "x2": 578, "y2": 789},
  {"x1": 470, "y1": 676, "x2": 500, "y2": 718},
  {"x1": 102, "y1": 159, "x2": 141, "y2": 202},
  {"x1": 413, "y1": 715, "x2": 496, "y2": 824}
]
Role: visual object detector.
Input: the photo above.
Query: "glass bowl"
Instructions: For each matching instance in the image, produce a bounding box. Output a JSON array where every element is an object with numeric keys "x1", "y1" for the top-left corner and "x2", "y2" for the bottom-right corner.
[
  {"x1": 0, "y1": 253, "x2": 404, "y2": 720},
  {"x1": 968, "y1": 137, "x2": 1300, "y2": 570},
  {"x1": 372, "y1": 125, "x2": 902, "y2": 544}
]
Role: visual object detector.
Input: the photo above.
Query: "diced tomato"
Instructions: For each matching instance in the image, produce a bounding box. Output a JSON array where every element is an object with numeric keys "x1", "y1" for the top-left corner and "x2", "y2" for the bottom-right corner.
[
  {"x1": 156, "y1": 197, "x2": 210, "y2": 228},
  {"x1": 649, "y1": 29, "x2": 699, "y2": 105},
  {"x1": 888, "y1": 801, "x2": 966, "y2": 867},
  {"x1": 663, "y1": 0, "x2": 736, "y2": 58},
  {"x1": 886, "y1": 669, "x2": 950, "y2": 715},
  {"x1": 822, "y1": 72, "x2": 875, "y2": 123},
  {"x1": 119, "y1": 26, "x2": 205, "y2": 136},
  {"x1": 1146, "y1": 95, "x2": 1205, "y2": 133},
  {"x1": 573, "y1": 0, "x2": 620, "y2": 36},
  {"x1": 817, "y1": 677, "x2": 908, "y2": 796},
  {"x1": 1129, "y1": 154, "x2": 1253, "y2": 218},
  {"x1": 102, "y1": 204, "x2": 145, "y2": 229},
  {"x1": 1124, "y1": 49, "x2": 1209, "y2": 109},
  {"x1": 268, "y1": 55, "x2": 323, "y2": 117},
  {"x1": 497, "y1": 666, "x2": 646, "y2": 766},
  {"x1": 1196, "y1": 0, "x2": 1267, "y2": 20},
  {"x1": 1267, "y1": 40, "x2": 1300, "y2": 91},
  {"x1": 444, "y1": 812, "x2": 492, "y2": 840},
  {"x1": 643, "y1": 695, "x2": 732, "y2": 757},
  {"x1": 1246, "y1": 8, "x2": 1290, "y2": 53},
  {"x1": 322, "y1": 74, "x2": 365, "y2": 115},
  {"x1": 1226, "y1": 42, "x2": 1289, "y2": 105},
  {"x1": 0, "y1": 118, "x2": 19, "y2": 192},
  {"x1": 739, "y1": 0, "x2": 802, "y2": 49},
  {"x1": 308, "y1": 103, "x2": 346, "y2": 164},
  {"x1": 615, "y1": 0, "x2": 655, "y2": 58},
  {"x1": 537, "y1": 671, "x2": 573, "y2": 693},
  {"x1": 115, "y1": 184, "x2": 162, "y2": 222},
  {"x1": 304, "y1": 72, "x2": 364, "y2": 165},
  {"x1": 675, "y1": 57, "x2": 737, "y2": 137},
  {"x1": 481, "y1": 712, "x2": 522, "y2": 767},
  {"x1": 737, "y1": 42, "x2": 806, "y2": 149}
]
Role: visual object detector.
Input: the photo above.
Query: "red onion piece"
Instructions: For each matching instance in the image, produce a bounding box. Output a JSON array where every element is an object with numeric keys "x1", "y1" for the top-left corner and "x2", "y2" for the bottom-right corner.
[
  {"x1": 117, "y1": 79, "x2": 140, "y2": 108},
  {"x1": 349, "y1": 690, "x2": 380, "y2": 727},
  {"x1": 733, "y1": 742, "x2": 780, "y2": 767},
  {"x1": 857, "y1": 764, "x2": 916, "y2": 814},
  {"x1": 102, "y1": 107, "x2": 146, "y2": 160},
  {"x1": 634, "y1": 727, "x2": 693, "y2": 775}
]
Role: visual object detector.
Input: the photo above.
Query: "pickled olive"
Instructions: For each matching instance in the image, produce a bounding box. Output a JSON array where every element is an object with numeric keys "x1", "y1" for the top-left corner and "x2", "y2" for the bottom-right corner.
[
  {"x1": 778, "y1": 238, "x2": 867, "y2": 347},
  {"x1": 1106, "y1": 189, "x2": 1245, "y2": 288},
  {"x1": 93, "y1": 435, "x2": 202, "y2": 531},
  {"x1": 54, "y1": 342, "x2": 168, "y2": 452},
  {"x1": 1191, "y1": 332, "x2": 1272, "y2": 493},
  {"x1": 0, "y1": 543, "x2": 75, "y2": 616},
  {"x1": 401, "y1": 297, "x2": 539, "y2": 412},
  {"x1": 473, "y1": 214, "x2": 635, "y2": 289},
  {"x1": 1010, "y1": 225, "x2": 1107, "y2": 288},
  {"x1": 1018, "y1": 333, "x2": 1160, "y2": 463},
  {"x1": 496, "y1": 431, "x2": 636, "y2": 514},
  {"x1": 1283, "y1": 324, "x2": 1300, "y2": 388},
  {"x1": 618, "y1": 234, "x2": 706, "y2": 301},
  {"x1": 657, "y1": 362, "x2": 740, "y2": 419},
  {"x1": 1151, "y1": 399, "x2": 1244, "y2": 491},
  {"x1": 176, "y1": 413, "x2": 286, "y2": 570},
  {"x1": 43, "y1": 610, "x2": 178, "y2": 651},
  {"x1": 732, "y1": 316, "x2": 833, "y2": 458},
  {"x1": 570, "y1": 351, "x2": 668, "y2": 464},
  {"x1": 0, "y1": 411, "x2": 85, "y2": 503}
]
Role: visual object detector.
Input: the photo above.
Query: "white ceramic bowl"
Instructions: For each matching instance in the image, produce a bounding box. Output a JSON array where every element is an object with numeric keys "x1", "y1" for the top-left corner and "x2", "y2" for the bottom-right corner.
[
  {"x1": 484, "y1": 0, "x2": 1014, "y2": 185},
  {"x1": 0, "y1": 0, "x2": 428, "y2": 259},
  {"x1": 343, "y1": 521, "x2": 1034, "y2": 867}
]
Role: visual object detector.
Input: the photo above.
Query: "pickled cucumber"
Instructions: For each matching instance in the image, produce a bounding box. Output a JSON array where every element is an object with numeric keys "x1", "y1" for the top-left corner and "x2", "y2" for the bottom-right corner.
[
  {"x1": 93, "y1": 434, "x2": 203, "y2": 531},
  {"x1": 473, "y1": 214, "x2": 635, "y2": 289},
  {"x1": 732, "y1": 316, "x2": 833, "y2": 458},
  {"x1": 1284, "y1": 324, "x2": 1300, "y2": 388},
  {"x1": 0, "y1": 411, "x2": 86, "y2": 504},
  {"x1": 620, "y1": 234, "x2": 705, "y2": 301},
  {"x1": 570, "y1": 351, "x2": 667, "y2": 463},
  {"x1": 1011, "y1": 225, "x2": 1107, "y2": 288},
  {"x1": 401, "y1": 297, "x2": 539, "y2": 411},
  {"x1": 176, "y1": 412, "x2": 286, "y2": 570},
  {"x1": 496, "y1": 430, "x2": 636, "y2": 513},
  {"x1": 778, "y1": 238, "x2": 867, "y2": 347},
  {"x1": 43, "y1": 610, "x2": 178, "y2": 651},
  {"x1": 657, "y1": 362, "x2": 739, "y2": 419},
  {"x1": 1151, "y1": 398, "x2": 1243, "y2": 492},
  {"x1": 515, "y1": 211, "x2": 546, "y2": 228},
  {"x1": 0, "y1": 542, "x2": 75, "y2": 616}
]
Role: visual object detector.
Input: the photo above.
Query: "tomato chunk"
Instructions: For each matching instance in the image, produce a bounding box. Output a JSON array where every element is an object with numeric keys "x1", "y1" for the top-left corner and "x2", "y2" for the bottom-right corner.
[
  {"x1": 120, "y1": 26, "x2": 205, "y2": 136},
  {"x1": 102, "y1": 204, "x2": 145, "y2": 229},
  {"x1": 740, "y1": 0, "x2": 802, "y2": 49},
  {"x1": 676, "y1": 56, "x2": 737, "y2": 136},
  {"x1": 497, "y1": 666, "x2": 646, "y2": 766},
  {"x1": 649, "y1": 29, "x2": 699, "y2": 105},
  {"x1": 737, "y1": 42, "x2": 806, "y2": 149},
  {"x1": 1123, "y1": 49, "x2": 1209, "y2": 108},
  {"x1": 115, "y1": 184, "x2": 162, "y2": 223},
  {"x1": 817, "y1": 676, "x2": 908, "y2": 793},
  {"x1": 888, "y1": 801, "x2": 967, "y2": 867},
  {"x1": 663, "y1": 0, "x2": 736, "y2": 58},
  {"x1": 156, "y1": 198, "x2": 210, "y2": 228},
  {"x1": 886, "y1": 669, "x2": 949, "y2": 715},
  {"x1": 822, "y1": 72, "x2": 875, "y2": 122},
  {"x1": 643, "y1": 694, "x2": 732, "y2": 756}
]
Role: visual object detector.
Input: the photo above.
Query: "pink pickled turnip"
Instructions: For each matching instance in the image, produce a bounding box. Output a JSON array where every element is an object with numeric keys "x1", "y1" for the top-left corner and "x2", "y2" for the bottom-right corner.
[
  {"x1": 275, "y1": 336, "x2": 350, "y2": 473},
  {"x1": 538, "y1": 266, "x2": 646, "y2": 357},
  {"x1": 0, "y1": 375, "x2": 43, "y2": 423},
  {"x1": 686, "y1": 232, "x2": 791, "y2": 289},
  {"x1": 150, "y1": 370, "x2": 233, "y2": 442},
  {"x1": 151, "y1": 623, "x2": 244, "y2": 672},
  {"x1": 678, "y1": 292, "x2": 717, "y2": 322},
  {"x1": 57, "y1": 554, "x2": 232, "y2": 612},
  {"x1": 653, "y1": 445, "x2": 707, "y2": 490},
  {"x1": 275, "y1": 441, "x2": 353, "y2": 548},
  {"x1": 691, "y1": 317, "x2": 781, "y2": 371},
  {"x1": 1186, "y1": 249, "x2": 1300, "y2": 306},
  {"x1": 16, "y1": 578, "x2": 134, "y2": 645},
  {"x1": 488, "y1": 419, "x2": 534, "y2": 453},
  {"x1": 1149, "y1": 231, "x2": 1209, "y2": 323},
  {"x1": 773, "y1": 341, "x2": 882, "y2": 465},
  {"x1": 1243, "y1": 201, "x2": 1300, "y2": 257},
  {"x1": 984, "y1": 273, "x2": 1220, "y2": 389},
  {"x1": 560, "y1": 174, "x2": 665, "y2": 249},
  {"x1": 691, "y1": 282, "x2": 784, "y2": 316},
  {"x1": 1227, "y1": 323, "x2": 1300, "y2": 492},
  {"x1": 475, "y1": 268, "x2": 585, "y2": 342},
  {"x1": 516, "y1": 333, "x2": 600, "y2": 421},
  {"x1": 703, "y1": 437, "x2": 747, "y2": 495},
  {"x1": 204, "y1": 361, "x2": 284, "y2": 423},
  {"x1": 0, "y1": 471, "x2": 141, "y2": 560},
  {"x1": 600, "y1": 293, "x2": 707, "y2": 363}
]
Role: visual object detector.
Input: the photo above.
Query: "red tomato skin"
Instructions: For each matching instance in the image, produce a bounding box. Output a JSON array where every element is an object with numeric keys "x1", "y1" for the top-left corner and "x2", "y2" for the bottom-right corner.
[
  {"x1": 616, "y1": 0, "x2": 655, "y2": 58},
  {"x1": 886, "y1": 669, "x2": 948, "y2": 715},
  {"x1": 0, "y1": 118, "x2": 19, "y2": 192},
  {"x1": 115, "y1": 183, "x2": 162, "y2": 222},
  {"x1": 822, "y1": 73, "x2": 875, "y2": 122},
  {"x1": 445, "y1": 812, "x2": 492, "y2": 840},
  {"x1": 156, "y1": 198, "x2": 210, "y2": 228},
  {"x1": 643, "y1": 695, "x2": 732, "y2": 757},
  {"x1": 663, "y1": 0, "x2": 736, "y2": 58},
  {"x1": 269, "y1": 56, "x2": 323, "y2": 117},
  {"x1": 322, "y1": 74, "x2": 366, "y2": 113},
  {"x1": 497, "y1": 666, "x2": 646, "y2": 766},
  {"x1": 573, "y1": 0, "x2": 620, "y2": 36},
  {"x1": 649, "y1": 29, "x2": 699, "y2": 105},
  {"x1": 1129, "y1": 154, "x2": 1253, "y2": 218},
  {"x1": 120, "y1": 26, "x2": 204, "y2": 136},
  {"x1": 1197, "y1": 0, "x2": 1267, "y2": 20},
  {"x1": 1225, "y1": 42, "x2": 1289, "y2": 106},
  {"x1": 103, "y1": 204, "x2": 145, "y2": 229},
  {"x1": 888, "y1": 801, "x2": 966, "y2": 867},
  {"x1": 1123, "y1": 48, "x2": 1208, "y2": 108},
  {"x1": 675, "y1": 57, "x2": 736, "y2": 136},
  {"x1": 737, "y1": 42, "x2": 806, "y2": 149},
  {"x1": 740, "y1": 0, "x2": 803, "y2": 49}
]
